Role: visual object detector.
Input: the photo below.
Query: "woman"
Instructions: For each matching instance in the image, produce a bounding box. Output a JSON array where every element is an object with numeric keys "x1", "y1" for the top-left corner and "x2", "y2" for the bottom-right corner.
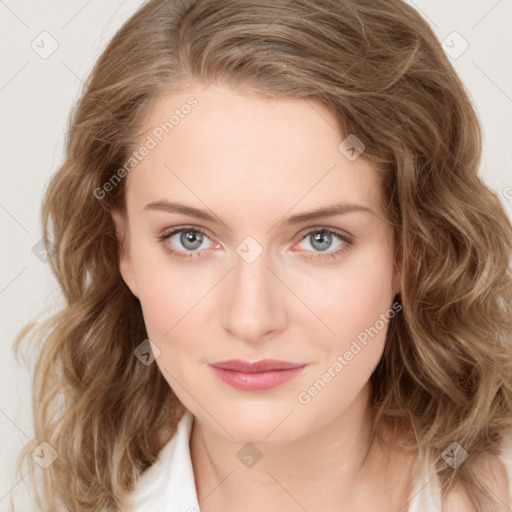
[{"x1": 14, "y1": 0, "x2": 512, "y2": 510}]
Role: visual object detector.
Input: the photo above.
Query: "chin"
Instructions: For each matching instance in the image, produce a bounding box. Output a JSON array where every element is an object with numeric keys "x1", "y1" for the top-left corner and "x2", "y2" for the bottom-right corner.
[{"x1": 210, "y1": 401, "x2": 305, "y2": 445}]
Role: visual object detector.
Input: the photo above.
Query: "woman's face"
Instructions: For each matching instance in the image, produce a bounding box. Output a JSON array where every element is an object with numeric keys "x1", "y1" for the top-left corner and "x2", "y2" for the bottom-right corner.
[{"x1": 113, "y1": 82, "x2": 400, "y2": 444}]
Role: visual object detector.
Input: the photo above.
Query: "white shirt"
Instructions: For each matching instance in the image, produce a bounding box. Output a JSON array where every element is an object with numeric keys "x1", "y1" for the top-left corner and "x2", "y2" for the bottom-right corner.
[{"x1": 122, "y1": 410, "x2": 512, "y2": 512}]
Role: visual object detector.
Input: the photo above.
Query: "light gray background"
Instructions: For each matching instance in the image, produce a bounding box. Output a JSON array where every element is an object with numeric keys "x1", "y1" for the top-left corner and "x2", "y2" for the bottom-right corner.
[{"x1": 1, "y1": 0, "x2": 511, "y2": 510}]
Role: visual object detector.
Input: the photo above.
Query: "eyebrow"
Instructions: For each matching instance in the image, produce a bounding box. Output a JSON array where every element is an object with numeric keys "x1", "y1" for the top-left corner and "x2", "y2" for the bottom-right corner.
[{"x1": 143, "y1": 200, "x2": 374, "y2": 227}]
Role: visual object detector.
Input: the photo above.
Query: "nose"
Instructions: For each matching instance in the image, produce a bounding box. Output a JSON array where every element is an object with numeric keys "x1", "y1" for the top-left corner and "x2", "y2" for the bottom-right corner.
[{"x1": 221, "y1": 249, "x2": 287, "y2": 345}]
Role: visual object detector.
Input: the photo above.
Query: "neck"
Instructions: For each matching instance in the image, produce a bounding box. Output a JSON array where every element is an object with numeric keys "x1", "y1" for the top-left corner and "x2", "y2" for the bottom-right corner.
[{"x1": 189, "y1": 383, "x2": 402, "y2": 511}]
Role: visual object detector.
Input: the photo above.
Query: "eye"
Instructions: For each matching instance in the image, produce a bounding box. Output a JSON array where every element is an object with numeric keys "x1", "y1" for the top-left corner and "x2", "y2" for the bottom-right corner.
[
  {"x1": 292, "y1": 227, "x2": 353, "y2": 261},
  {"x1": 157, "y1": 227, "x2": 217, "y2": 260},
  {"x1": 157, "y1": 226, "x2": 353, "y2": 262}
]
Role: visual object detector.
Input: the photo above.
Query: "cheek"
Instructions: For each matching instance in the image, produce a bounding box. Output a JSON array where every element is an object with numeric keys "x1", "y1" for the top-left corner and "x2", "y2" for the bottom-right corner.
[
  {"x1": 131, "y1": 244, "x2": 210, "y2": 338},
  {"x1": 338, "y1": 266, "x2": 393, "y2": 339},
  {"x1": 294, "y1": 254, "x2": 395, "y2": 419},
  {"x1": 293, "y1": 242, "x2": 395, "y2": 347}
]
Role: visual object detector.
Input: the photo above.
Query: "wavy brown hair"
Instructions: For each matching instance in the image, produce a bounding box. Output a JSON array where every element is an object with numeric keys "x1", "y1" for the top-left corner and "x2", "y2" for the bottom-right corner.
[{"x1": 13, "y1": 0, "x2": 512, "y2": 510}]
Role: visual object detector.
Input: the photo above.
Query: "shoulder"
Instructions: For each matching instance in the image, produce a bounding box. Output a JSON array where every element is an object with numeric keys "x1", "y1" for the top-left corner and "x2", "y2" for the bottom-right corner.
[{"x1": 444, "y1": 453, "x2": 510, "y2": 512}]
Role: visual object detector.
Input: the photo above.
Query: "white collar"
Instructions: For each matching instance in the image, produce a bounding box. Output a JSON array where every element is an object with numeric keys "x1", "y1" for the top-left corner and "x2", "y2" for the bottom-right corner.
[{"x1": 122, "y1": 409, "x2": 200, "y2": 512}]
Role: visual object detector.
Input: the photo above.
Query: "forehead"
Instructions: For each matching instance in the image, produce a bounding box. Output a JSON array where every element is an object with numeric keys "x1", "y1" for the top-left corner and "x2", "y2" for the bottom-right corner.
[{"x1": 125, "y1": 82, "x2": 384, "y2": 221}]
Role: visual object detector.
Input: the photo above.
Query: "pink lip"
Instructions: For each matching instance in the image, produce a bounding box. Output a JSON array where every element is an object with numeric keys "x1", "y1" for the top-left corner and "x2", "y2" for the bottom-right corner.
[{"x1": 209, "y1": 359, "x2": 307, "y2": 391}]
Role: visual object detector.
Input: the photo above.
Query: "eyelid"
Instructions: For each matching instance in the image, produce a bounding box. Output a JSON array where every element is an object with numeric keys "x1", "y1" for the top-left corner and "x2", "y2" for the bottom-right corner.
[
  {"x1": 159, "y1": 224, "x2": 212, "y2": 239},
  {"x1": 296, "y1": 225, "x2": 353, "y2": 242}
]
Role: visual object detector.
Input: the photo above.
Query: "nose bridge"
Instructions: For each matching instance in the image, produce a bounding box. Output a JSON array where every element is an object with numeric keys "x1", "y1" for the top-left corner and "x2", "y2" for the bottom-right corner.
[{"x1": 221, "y1": 243, "x2": 285, "y2": 342}]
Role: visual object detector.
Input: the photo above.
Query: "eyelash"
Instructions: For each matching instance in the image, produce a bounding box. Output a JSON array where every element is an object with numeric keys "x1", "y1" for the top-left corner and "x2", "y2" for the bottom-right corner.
[{"x1": 156, "y1": 226, "x2": 353, "y2": 262}]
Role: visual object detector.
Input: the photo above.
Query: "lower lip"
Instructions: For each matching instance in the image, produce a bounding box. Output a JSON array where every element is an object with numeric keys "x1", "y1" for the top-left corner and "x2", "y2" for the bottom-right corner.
[{"x1": 210, "y1": 366, "x2": 306, "y2": 391}]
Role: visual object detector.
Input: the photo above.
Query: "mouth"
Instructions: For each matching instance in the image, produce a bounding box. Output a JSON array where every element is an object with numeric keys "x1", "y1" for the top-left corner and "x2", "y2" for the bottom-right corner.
[{"x1": 209, "y1": 359, "x2": 308, "y2": 391}]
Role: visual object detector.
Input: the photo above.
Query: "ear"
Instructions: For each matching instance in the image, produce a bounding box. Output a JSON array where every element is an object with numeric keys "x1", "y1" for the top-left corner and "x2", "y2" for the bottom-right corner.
[{"x1": 111, "y1": 209, "x2": 139, "y2": 298}]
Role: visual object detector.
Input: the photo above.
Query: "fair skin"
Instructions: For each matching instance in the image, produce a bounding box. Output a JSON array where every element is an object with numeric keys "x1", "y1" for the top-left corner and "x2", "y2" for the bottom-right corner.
[{"x1": 113, "y1": 81, "x2": 509, "y2": 511}]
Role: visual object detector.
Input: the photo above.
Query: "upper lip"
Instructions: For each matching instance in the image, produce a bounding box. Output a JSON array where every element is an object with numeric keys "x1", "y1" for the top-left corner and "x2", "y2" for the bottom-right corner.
[{"x1": 210, "y1": 359, "x2": 307, "y2": 373}]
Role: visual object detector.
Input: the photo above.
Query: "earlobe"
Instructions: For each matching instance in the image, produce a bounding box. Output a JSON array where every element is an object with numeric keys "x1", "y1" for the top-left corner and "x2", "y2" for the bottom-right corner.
[{"x1": 111, "y1": 209, "x2": 139, "y2": 299}]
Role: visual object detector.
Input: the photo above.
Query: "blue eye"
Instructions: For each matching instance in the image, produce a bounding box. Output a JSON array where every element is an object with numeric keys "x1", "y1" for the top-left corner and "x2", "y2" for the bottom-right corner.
[
  {"x1": 156, "y1": 226, "x2": 353, "y2": 261},
  {"x1": 294, "y1": 228, "x2": 353, "y2": 261},
  {"x1": 157, "y1": 227, "x2": 214, "y2": 260}
]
